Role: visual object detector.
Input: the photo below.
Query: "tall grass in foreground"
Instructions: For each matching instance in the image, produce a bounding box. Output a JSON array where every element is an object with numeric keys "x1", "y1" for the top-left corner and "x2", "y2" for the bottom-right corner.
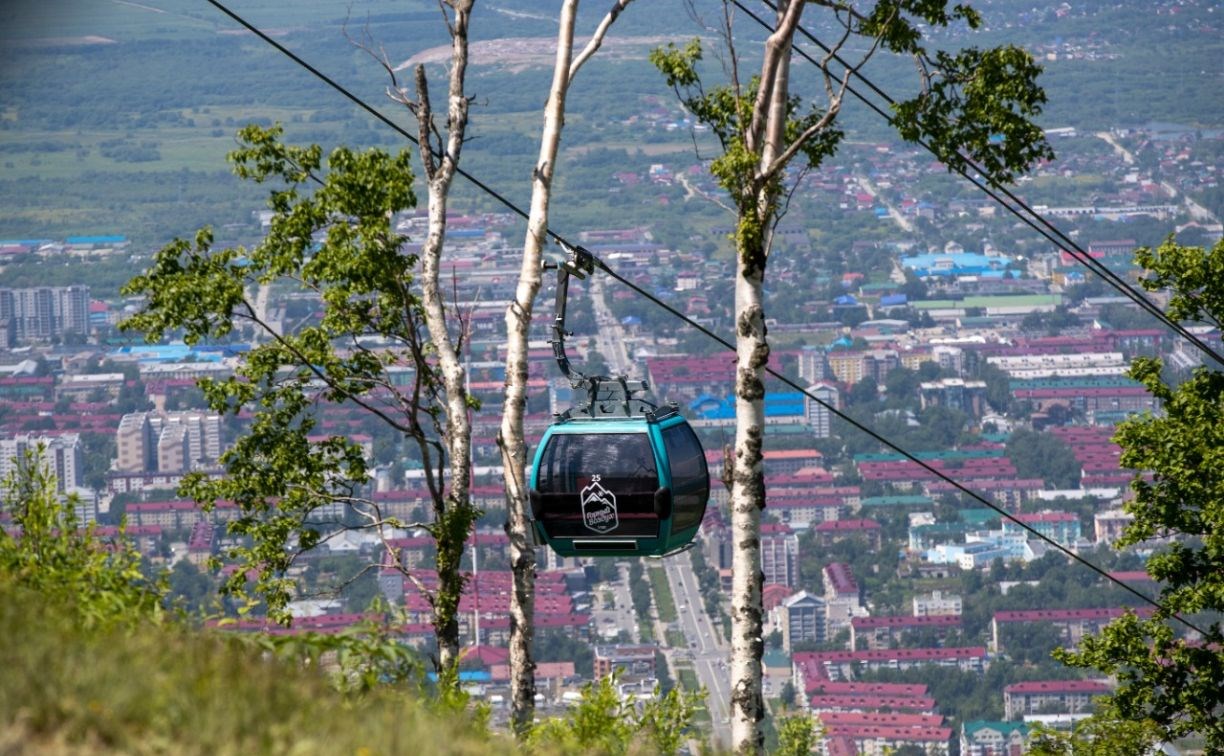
[{"x1": 0, "y1": 584, "x2": 509, "y2": 755}]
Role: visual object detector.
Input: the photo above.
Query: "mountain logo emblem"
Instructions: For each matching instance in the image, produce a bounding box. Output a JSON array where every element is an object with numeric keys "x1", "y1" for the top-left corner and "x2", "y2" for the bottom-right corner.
[{"x1": 581, "y1": 475, "x2": 619, "y2": 534}]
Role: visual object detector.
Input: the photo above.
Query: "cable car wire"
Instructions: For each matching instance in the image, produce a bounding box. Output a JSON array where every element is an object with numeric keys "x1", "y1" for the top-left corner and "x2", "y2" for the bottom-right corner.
[
  {"x1": 734, "y1": 0, "x2": 1224, "y2": 368},
  {"x1": 201, "y1": 0, "x2": 1208, "y2": 636}
]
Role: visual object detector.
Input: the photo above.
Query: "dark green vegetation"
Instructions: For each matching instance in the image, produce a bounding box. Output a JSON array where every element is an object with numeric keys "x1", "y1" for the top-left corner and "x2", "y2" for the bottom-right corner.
[
  {"x1": 1, "y1": 0, "x2": 1220, "y2": 251},
  {"x1": 0, "y1": 448, "x2": 498, "y2": 754},
  {"x1": 1057, "y1": 238, "x2": 1224, "y2": 750}
]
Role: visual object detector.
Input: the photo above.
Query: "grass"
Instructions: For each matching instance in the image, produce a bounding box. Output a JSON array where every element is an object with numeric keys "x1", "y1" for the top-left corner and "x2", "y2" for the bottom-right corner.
[
  {"x1": 648, "y1": 566, "x2": 677, "y2": 624},
  {"x1": 673, "y1": 667, "x2": 712, "y2": 728},
  {"x1": 676, "y1": 667, "x2": 701, "y2": 694},
  {"x1": 666, "y1": 629, "x2": 688, "y2": 649},
  {"x1": 0, "y1": 584, "x2": 511, "y2": 755}
]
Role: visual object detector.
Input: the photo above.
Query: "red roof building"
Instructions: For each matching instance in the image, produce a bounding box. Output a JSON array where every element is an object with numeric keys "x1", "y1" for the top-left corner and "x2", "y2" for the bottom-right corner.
[{"x1": 1003, "y1": 679, "x2": 1111, "y2": 719}]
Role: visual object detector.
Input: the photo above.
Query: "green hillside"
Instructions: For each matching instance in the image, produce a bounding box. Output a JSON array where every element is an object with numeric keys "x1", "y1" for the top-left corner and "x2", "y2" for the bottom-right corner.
[{"x1": 0, "y1": 583, "x2": 508, "y2": 755}]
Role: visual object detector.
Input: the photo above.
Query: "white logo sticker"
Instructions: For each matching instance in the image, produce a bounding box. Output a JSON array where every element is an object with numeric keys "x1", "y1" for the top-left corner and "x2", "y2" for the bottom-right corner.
[{"x1": 581, "y1": 475, "x2": 619, "y2": 534}]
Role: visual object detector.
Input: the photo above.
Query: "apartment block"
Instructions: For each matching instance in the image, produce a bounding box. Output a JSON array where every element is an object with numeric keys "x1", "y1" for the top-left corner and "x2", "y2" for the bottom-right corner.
[
  {"x1": 0, "y1": 433, "x2": 82, "y2": 493},
  {"x1": 115, "y1": 411, "x2": 224, "y2": 475}
]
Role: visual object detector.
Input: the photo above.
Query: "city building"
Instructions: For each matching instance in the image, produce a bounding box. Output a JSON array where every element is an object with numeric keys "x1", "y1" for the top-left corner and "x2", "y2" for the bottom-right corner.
[
  {"x1": 593, "y1": 645, "x2": 657, "y2": 681},
  {"x1": 780, "y1": 590, "x2": 826, "y2": 650},
  {"x1": 1003, "y1": 680, "x2": 1111, "y2": 719},
  {"x1": 918, "y1": 378, "x2": 988, "y2": 416},
  {"x1": 115, "y1": 411, "x2": 224, "y2": 475},
  {"x1": 818, "y1": 711, "x2": 952, "y2": 756},
  {"x1": 804, "y1": 381, "x2": 840, "y2": 438},
  {"x1": 991, "y1": 608, "x2": 1152, "y2": 652},
  {"x1": 913, "y1": 590, "x2": 963, "y2": 617},
  {"x1": 851, "y1": 614, "x2": 961, "y2": 650},
  {"x1": 823, "y1": 562, "x2": 863, "y2": 636},
  {"x1": 760, "y1": 522, "x2": 800, "y2": 587},
  {"x1": 1003, "y1": 511, "x2": 1081, "y2": 547},
  {"x1": 0, "y1": 285, "x2": 90, "y2": 344},
  {"x1": 960, "y1": 721, "x2": 1029, "y2": 756},
  {"x1": 0, "y1": 433, "x2": 82, "y2": 493},
  {"x1": 1093, "y1": 509, "x2": 1134, "y2": 545}
]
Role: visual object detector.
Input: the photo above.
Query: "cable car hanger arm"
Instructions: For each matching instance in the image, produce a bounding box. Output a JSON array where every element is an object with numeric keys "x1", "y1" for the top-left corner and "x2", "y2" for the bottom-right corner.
[
  {"x1": 543, "y1": 241, "x2": 595, "y2": 386},
  {"x1": 544, "y1": 241, "x2": 661, "y2": 419}
]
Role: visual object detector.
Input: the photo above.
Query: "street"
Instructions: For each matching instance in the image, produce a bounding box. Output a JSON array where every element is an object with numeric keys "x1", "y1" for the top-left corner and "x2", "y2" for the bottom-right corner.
[
  {"x1": 664, "y1": 551, "x2": 732, "y2": 749},
  {"x1": 588, "y1": 271, "x2": 733, "y2": 748}
]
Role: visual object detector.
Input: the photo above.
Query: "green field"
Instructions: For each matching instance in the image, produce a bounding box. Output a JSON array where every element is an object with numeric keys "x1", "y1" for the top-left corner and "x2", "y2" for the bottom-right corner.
[{"x1": 649, "y1": 566, "x2": 677, "y2": 624}]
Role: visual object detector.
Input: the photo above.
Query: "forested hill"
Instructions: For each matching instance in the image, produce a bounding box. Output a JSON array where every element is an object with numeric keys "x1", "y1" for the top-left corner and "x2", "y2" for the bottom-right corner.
[{"x1": 0, "y1": 0, "x2": 1219, "y2": 244}]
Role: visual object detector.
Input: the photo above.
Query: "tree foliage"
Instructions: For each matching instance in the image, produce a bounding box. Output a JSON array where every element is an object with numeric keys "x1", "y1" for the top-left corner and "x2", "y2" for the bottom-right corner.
[
  {"x1": 0, "y1": 448, "x2": 167, "y2": 627},
  {"x1": 120, "y1": 125, "x2": 479, "y2": 672},
  {"x1": 774, "y1": 715, "x2": 818, "y2": 756},
  {"x1": 653, "y1": 13, "x2": 1050, "y2": 743},
  {"x1": 1005, "y1": 428, "x2": 1082, "y2": 489},
  {"x1": 525, "y1": 672, "x2": 704, "y2": 756},
  {"x1": 1026, "y1": 701, "x2": 1163, "y2": 756},
  {"x1": 1056, "y1": 237, "x2": 1224, "y2": 748}
]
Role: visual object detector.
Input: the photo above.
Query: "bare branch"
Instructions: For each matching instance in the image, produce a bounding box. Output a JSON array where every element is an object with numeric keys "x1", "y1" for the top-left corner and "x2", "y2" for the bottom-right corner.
[
  {"x1": 569, "y1": 0, "x2": 636, "y2": 81},
  {"x1": 764, "y1": 94, "x2": 841, "y2": 176},
  {"x1": 414, "y1": 65, "x2": 438, "y2": 181},
  {"x1": 747, "y1": 0, "x2": 806, "y2": 154}
]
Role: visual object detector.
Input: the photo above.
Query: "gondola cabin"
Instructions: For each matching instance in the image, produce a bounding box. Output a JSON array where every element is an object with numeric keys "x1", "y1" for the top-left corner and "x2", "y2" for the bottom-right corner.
[{"x1": 529, "y1": 405, "x2": 709, "y2": 557}]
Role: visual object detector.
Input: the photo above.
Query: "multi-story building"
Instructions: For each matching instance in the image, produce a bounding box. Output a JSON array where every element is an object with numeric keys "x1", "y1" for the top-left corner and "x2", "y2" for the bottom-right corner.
[
  {"x1": 0, "y1": 285, "x2": 90, "y2": 344},
  {"x1": 991, "y1": 608, "x2": 1152, "y2": 652},
  {"x1": 918, "y1": 378, "x2": 988, "y2": 416},
  {"x1": 116, "y1": 412, "x2": 154, "y2": 472},
  {"x1": 798, "y1": 346, "x2": 830, "y2": 383},
  {"x1": 1093, "y1": 509, "x2": 1134, "y2": 545},
  {"x1": 960, "y1": 721, "x2": 1029, "y2": 756},
  {"x1": 825, "y1": 349, "x2": 899, "y2": 385},
  {"x1": 932, "y1": 345, "x2": 965, "y2": 376},
  {"x1": 55, "y1": 372, "x2": 126, "y2": 402},
  {"x1": 987, "y1": 352, "x2": 1127, "y2": 379},
  {"x1": 157, "y1": 422, "x2": 188, "y2": 473},
  {"x1": 0, "y1": 433, "x2": 82, "y2": 493},
  {"x1": 795, "y1": 646, "x2": 989, "y2": 682},
  {"x1": 780, "y1": 591, "x2": 825, "y2": 650},
  {"x1": 819, "y1": 711, "x2": 952, "y2": 756},
  {"x1": 761, "y1": 522, "x2": 799, "y2": 587},
  {"x1": 804, "y1": 381, "x2": 839, "y2": 438},
  {"x1": 913, "y1": 590, "x2": 963, "y2": 617},
  {"x1": 593, "y1": 645, "x2": 657, "y2": 681},
  {"x1": 1003, "y1": 680, "x2": 1111, "y2": 720},
  {"x1": 115, "y1": 411, "x2": 224, "y2": 475},
  {"x1": 1002, "y1": 511, "x2": 1081, "y2": 547},
  {"x1": 851, "y1": 614, "x2": 962, "y2": 650},
  {"x1": 823, "y1": 562, "x2": 862, "y2": 637}
]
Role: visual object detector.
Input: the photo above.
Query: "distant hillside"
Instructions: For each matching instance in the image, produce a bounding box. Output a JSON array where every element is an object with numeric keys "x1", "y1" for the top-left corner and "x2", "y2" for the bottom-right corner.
[{"x1": 0, "y1": 0, "x2": 1217, "y2": 243}]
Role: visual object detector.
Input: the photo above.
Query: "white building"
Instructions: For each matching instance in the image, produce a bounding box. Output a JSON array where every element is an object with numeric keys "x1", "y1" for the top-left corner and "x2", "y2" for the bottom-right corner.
[
  {"x1": 0, "y1": 433, "x2": 82, "y2": 493},
  {"x1": 913, "y1": 590, "x2": 963, "y2": 617},
  {"x1": 804, "y1": 381, "x2": 840, "y2": 439}
]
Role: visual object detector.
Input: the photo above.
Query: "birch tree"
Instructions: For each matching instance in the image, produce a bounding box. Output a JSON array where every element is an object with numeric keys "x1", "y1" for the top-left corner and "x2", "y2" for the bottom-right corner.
[
  {"x1": 382, "y1": 0, "x2": 479, "y2": 674},
  {"x1": 652, "y1": 2, "x2": 1051, "y2": 751},
  {"x1": 499, "y1": 0, "x2": 634, "y2": 734},
  {"x1": 121, "y1": 0, "x2": 481, "y2": 680}
]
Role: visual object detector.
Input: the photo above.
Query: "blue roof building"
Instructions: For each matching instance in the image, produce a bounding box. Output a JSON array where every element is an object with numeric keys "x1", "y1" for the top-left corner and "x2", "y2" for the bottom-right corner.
[
  {"x1": 900, "y1": 252, "x2": 1013, "y2": 278},
  {"x1": 693, "y1": 392, "x2": 807, "y2": 423},
  {"x1": 66, "y1": 235, "x2": 128, "y2": 245}
]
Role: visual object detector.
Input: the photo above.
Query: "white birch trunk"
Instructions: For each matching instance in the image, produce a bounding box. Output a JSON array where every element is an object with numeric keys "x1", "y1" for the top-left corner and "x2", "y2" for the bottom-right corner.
[
  {"x1": 500, "y1": 0, "x2": 579, "y2": 733},
  {"x1": 416, "y1": 0, "x2": 474, "y2": 675},
  {"x1": 729, "y1": 259, "x2": 769, "y2": 754},
  {"x1": 730, "y1": 3, "x2": 800, "y2": 751},
  {"x1": 499, "y1": 0, "x2": 635, "y2": 733}
]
